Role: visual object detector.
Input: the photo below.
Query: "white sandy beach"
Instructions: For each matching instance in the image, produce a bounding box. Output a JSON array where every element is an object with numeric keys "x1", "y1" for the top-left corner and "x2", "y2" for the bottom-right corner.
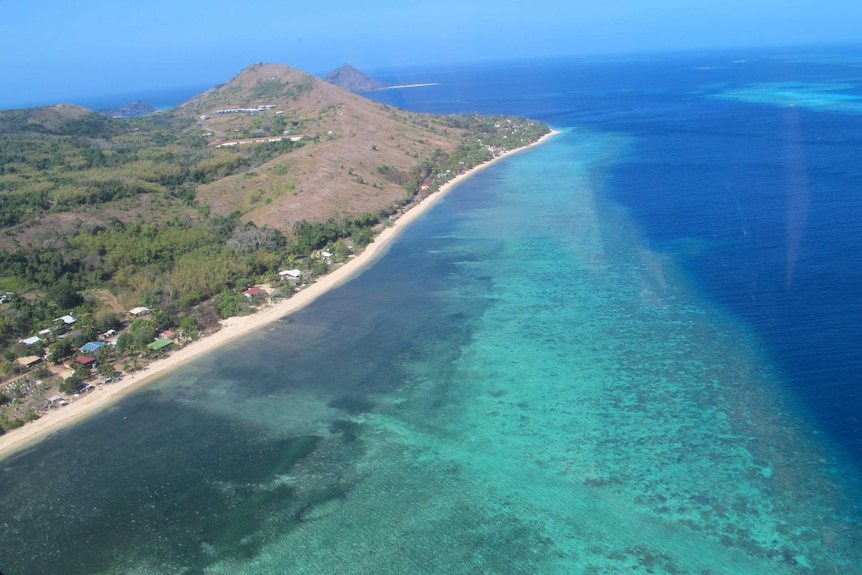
[{"x1": 0, "y1": 130, "x2": 558, "y2": 459}]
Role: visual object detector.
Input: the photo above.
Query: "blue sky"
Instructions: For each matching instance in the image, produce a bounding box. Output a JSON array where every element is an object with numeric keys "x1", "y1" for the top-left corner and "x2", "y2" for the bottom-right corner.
[{"x1": 0, "y1": 0, "x2": 860, "y2": 109}]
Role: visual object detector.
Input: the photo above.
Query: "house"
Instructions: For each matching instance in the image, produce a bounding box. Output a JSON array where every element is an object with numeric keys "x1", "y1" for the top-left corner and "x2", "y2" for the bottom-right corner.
[
  {"x1": 279, "y1": 269, "x2": 302, "y2": 280},
  {"x1": 65, "y1": 356, "x2": 96, "y2": 369},
  {"x1": 129, "y1": 306, "x2": 151, "y2": 317},
  {"x1": 320, "y1": 251, "x2": 333, "y2": 260},
  {"x1": 16, "y1": 356, "x2": 41, "y2": 369},
  {"x1": 159, "y1": 330, "x2": 175, "y2": 339},
  {"x1": 148, "y1": 338, "x2": 173, "y2": 352},
  {"x1": 19, "y1": 336, "x2": 42, "y2": 345},
  {"x1": 47, "y1": 395, "x2": 67, "y2": 406},
  {"x1": 80, "y1": 341, "x2": 106, "y2": 353},
  {"x1": 242, "y1": 287, "x2": 265, "y2": 298},
  {"x1": 55, "y1": 315, "x2": 76, "y2": 325}
]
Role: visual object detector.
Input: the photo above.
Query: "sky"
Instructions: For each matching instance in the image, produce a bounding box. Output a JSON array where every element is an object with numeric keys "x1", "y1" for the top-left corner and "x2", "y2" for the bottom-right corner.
[{"x1": 0, "y1": 0, "x2": 860, "y2": 109}]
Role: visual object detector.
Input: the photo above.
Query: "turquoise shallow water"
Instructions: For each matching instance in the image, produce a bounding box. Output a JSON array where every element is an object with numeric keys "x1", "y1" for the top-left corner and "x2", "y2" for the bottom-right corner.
[{"x1": 1, "y1": 129, "x2": 861, "y2": 574}]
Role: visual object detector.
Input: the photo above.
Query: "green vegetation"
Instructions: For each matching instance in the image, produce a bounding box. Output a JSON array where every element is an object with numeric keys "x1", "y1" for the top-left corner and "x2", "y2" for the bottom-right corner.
[{"x1": 0, "y1": 101, "x2": 547, "y2": 387}]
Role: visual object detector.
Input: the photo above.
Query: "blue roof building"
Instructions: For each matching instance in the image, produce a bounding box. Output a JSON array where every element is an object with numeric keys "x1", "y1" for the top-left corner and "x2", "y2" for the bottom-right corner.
[{"x1": 80, "y1": 341, "x2": 106, "y2": 353}]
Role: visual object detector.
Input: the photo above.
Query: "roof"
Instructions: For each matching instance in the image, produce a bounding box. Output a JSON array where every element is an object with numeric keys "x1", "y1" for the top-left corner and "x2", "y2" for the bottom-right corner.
[
  {"x1": 80, "y1": 341, "x2": 106, "y2": 352},
  {"x1": 129, "y1": 306, "x2": 151, "y2": 315},
  {"x1": 55, "y1": 315, "x2": 76, "y2": 324},
  {"x1": 75, "y1": 356, "x2": 96, "y2": 366},
  {"x1": 243, "y1": 287, "x2": 265, "y2": 296},
  {"x1": 148, "y1": 338, "x2": 174, "y2": 351},
  {"x1": 279, "y1": 269, "x2": 302, "y2": 278},
  {"x1": 17, "y1": 355, "x2": 41, "y2": 367},
  {"x1": 19, "y1": 336, "x2": 42, "y2": 345}
]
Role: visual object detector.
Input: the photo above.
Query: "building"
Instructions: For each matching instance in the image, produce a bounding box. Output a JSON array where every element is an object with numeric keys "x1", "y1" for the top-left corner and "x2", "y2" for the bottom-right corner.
[
  {"x1": 242, "y1": 287, "x2": 265, "y2": 298},
  {"x1": 80, "y1": 342, "x2": 106, "y2": 353},
  {"x1": 19, "y1": 336, "x2": 42, "y2": 345},
  {"x1": 16, "y1": 356, "x2": 42, "y2": 369},
  {"x1": 279, "y1": 269, "x2": 302, "y2": 280},
  {"x1": 129, "y1": 306, "x2": 151, "y2": 317},
  {"x1": 47, "y1": 395, "x2": 67, "y2": 406},
  {"x1": 55, "y1": 315, "x2": 76, "y2": 325},
  {"x1": 148, "y1": 338, "x2": 174, "y2": 352},
  {"x1": 65, "y1": 356, "x2": 96, "y2": 370}
]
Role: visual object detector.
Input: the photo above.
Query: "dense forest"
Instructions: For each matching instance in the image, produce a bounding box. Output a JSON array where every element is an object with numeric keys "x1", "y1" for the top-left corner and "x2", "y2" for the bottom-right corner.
[{"x1": 0, "y1": 99, "x2": 548, "y2": 431}]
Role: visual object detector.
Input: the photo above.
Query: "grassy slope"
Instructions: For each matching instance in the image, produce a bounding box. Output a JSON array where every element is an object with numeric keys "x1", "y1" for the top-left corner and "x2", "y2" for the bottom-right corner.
[{"x1": 183, "y1": 63, "x2": 465, "y2": 229}]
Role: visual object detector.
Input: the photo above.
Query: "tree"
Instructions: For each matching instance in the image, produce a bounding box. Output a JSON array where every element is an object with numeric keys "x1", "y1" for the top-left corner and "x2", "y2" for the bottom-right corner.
[
  {"x1": 59, "y1": 374, "x2": 83, "y2": 393},
  {"x1": 213, "y1": 288, "x2": 244, "y2": 318},
  {"x1": 48, "y1": 340, "x2": 74, "y2": 364},
  {"x1": 128, "y1": 319, "x2": 157, "y2": 347},
  {"x1": 333, "y1": 239, "x2": 352, "y2": 262},
  {"x1": 47, "y1": 279, "x2": 83, "y2": 309},
  {"x1": 94, "y1": 311, "x2": 121, "y2": 333},
  {"x1": 115, "y1": 332, "x2": 134, "y2": 353},
  {"x1": 97, "y1": 361, "x2": 115, "y2": 379},
  {"x1": 179, "y1": 316, "x2": 199, "y2": 340},
  {"x1": 353, "y1": 227, "x2": 374, "y2": 247}
]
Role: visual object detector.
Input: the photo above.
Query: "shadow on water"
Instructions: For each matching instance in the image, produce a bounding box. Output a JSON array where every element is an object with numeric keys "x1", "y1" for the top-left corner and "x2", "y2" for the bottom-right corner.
[
  {"x1": 0, "y1": 392, "x2": 362, "y2": 575},
  {"x1": 328, "y1": 396, "x2": 376, "y2": 414}
]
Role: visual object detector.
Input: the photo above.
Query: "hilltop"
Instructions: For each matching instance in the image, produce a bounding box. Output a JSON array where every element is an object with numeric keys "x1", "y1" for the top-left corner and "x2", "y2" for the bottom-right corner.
[
  {"x1": 324, "y1": 64, "x2": 387, "y2": 92},
  {"x1": 0, "y1": 103, "x2": 116, "y2": 136},
  {"x1": 177, "y1": 62, "x2": 469, "y2": 228}
]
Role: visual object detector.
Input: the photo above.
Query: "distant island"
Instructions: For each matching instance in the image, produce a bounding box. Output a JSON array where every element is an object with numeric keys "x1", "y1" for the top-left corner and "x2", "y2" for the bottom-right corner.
[
  {"x1": 98, "y1": 100, "x2": 156, "y2": 118},
  {"x1": 324, "y1": 63, "x2": 387, "y2": 92},
  {"x1": 0, "y1": 61, "x2": 550, "y2": 442}
]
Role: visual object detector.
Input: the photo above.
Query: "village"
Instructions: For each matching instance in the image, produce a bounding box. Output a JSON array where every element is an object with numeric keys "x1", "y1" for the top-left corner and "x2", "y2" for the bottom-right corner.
[{"x1": 0, "y1": 263, "x2": 316, "y2": 434}]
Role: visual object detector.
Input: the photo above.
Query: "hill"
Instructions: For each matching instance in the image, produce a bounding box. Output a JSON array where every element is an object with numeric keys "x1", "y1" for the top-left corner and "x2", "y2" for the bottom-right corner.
[
  {"x1": 0, "y1": 103, "x2": 117, "y2": 136},
  {"x1": 178, "y1": 62, "x2": 473, "y2": 228},
  {"x1": 324, "y1": 64, "x2": 386, "y2": 92}
]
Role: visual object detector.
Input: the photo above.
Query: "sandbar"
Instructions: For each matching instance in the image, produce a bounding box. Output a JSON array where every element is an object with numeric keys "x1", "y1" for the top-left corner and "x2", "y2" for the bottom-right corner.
[{"x1": 0, "y1": 130, "x2": 559, "y2": 460}]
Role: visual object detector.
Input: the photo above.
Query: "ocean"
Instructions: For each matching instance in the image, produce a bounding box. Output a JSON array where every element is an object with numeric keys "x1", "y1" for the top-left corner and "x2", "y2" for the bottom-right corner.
[{"x1": 1, "y1": 48, "x2": 861, "y2": 574}]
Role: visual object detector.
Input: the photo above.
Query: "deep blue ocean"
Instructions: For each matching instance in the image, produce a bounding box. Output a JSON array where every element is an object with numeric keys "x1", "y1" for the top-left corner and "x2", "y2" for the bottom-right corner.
[
  {"x1": 368, "y1": 49, "x2": 862, "y2": 466},
  {"x1": 2, "y1": 48, "x2": 861, "y2": 574}
]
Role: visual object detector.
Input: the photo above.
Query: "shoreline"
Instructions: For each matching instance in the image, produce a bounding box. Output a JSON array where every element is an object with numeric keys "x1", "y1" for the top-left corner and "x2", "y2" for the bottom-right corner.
[{"x1": 0, "y1": 129, "x2": 560, "y2": 460}]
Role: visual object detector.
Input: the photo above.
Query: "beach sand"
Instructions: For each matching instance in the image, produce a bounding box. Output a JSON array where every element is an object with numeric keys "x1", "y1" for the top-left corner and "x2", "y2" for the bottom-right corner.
[{"x1": 0, "y1": 130, "x2": 559, "y2": 459}]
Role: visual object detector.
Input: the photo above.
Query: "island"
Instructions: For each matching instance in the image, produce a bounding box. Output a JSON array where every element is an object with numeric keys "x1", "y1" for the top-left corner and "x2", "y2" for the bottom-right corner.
[
  {"x1": 98, "y1": 100, "x2": 157, "y2": 118},
  {"x1": 324, "y1": 63, "x2": 387, "y2": 92}
]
